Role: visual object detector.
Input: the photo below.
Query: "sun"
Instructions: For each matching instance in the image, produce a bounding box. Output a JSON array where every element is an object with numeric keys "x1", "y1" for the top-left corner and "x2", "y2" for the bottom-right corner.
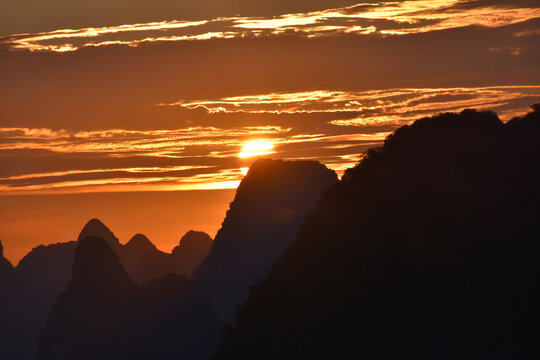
[{"x1": 238, "y1": 139, "x2": 275, "y2": 158}]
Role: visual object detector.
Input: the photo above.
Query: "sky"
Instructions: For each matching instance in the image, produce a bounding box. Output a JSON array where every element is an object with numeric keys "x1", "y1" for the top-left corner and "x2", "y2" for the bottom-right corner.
[{"x1": 1, "y1": 0, "x2": 539, "y2": 263}]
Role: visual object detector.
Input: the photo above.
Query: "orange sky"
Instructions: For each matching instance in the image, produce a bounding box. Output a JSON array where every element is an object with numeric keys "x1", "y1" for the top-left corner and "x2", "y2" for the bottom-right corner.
[
  {"x1": 0, "y1": 189, "x2": 235, "y2": 264},
  {"x1": 1, "y1": 0, "x2": 539, "y2": 263}
]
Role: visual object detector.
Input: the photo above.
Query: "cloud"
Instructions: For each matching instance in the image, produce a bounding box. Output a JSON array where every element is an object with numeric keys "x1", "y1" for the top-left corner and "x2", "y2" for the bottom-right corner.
[
  {"x1": 1, "y1": 84, "x2": 538, "y2": 194},
  {"x1": 2, "y1": 0, "x2": 539, "y2": 52},
  {"x1": 166, "y1": 86, "x2": 540, "y2": 119}
]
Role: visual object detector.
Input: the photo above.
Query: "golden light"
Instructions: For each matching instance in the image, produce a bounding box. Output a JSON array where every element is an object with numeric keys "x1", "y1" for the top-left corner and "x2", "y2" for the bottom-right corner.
[{"x1": 238, "y1": 139, "x2": 275, "y2": 158}]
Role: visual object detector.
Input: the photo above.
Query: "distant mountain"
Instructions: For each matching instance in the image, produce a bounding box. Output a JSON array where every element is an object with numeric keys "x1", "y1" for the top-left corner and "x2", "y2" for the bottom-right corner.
[
  {"x1": 38, "y1": 237, "x2": 222, "y2": 360},
  {"x1": 77, "y1": 218, "x2": 121, "y2": 250},
  {"x1": 10, "y1": 241, "x2": 77, "y2": 359},
  {"x1": 120, "y1": 231, "x2": 213, "y2": 283},
  {"x1": 170, "y1": 230, "x2": 213, "y2": 277},
  {"x1": 3, "y1": 220, "x2": 121, "y2": 359},
  {"x1": 192, "y1": 159, "x2": 338, "y2": 323},
  {"x1": 120, "y1": 233, "x2": 170, "y2": 284},
  {"x1": 1, "y1": 220, "x2": 213, "y2": 359},
  {"x1": 215, "y1": 106, "x2": 540, "y2": 359}
]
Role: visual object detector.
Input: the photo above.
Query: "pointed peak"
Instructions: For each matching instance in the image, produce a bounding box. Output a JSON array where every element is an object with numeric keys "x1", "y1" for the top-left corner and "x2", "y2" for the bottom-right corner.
[
  {"x1": 77, "y1": 218, "x2": 120, "y2": 248},
  {"x1": 80, "y1": 218, "x2": 108, "y2": 233},
  {"x1": 125, "y1": 233, "x2": 156, "y2": 251},
  {"x1": 0, "y1": 239, "x2": 3, "y2": 257}
]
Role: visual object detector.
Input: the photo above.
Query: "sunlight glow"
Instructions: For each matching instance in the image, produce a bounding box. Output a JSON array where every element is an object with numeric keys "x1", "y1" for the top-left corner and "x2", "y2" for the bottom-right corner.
[{"x1": 238, "y1": 139, "x2": 275, "y2": 158}]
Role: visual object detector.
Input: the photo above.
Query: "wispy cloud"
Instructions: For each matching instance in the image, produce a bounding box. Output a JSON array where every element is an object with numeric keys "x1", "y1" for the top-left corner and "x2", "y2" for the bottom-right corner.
[
  {"x1": 2, "y1": 1, "x2": 538, "y2": 52},
  {"x1": 2, "y1": 85, "x2": 537, "y2": 194},
  {"x1": 166, "y1": 86, "x2": 540, "y2": 118}
]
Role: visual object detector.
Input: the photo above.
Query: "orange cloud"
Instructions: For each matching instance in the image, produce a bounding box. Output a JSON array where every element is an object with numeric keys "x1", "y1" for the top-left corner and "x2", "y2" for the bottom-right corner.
[
  {"x1": 2, "y1": 85, "x2": 538, "y2": 195},
  {"x1": 166, "y1": 86, "x2": 540, "y2": 116},
  {"x1": 2, "y1": 1, "x2": 539, "y2": 52}
]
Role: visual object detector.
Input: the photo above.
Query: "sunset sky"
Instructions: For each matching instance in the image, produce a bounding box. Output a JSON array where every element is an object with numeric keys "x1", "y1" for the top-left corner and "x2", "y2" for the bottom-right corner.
[{"x1": 1, "y1": 0, "x2": 539, "y2": 263}]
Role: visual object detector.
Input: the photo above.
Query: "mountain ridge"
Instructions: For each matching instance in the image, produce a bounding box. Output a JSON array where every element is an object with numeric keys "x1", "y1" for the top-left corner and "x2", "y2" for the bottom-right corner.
[
  {"x1": 214, "y1": 106, "x2": 540, "y2": 359},
  {"x1": 192, "y1": 158, "x2": 338, "y2": 323},
  {"x1": 38, "y1": 236, "x2": 222, "y2": 360}
]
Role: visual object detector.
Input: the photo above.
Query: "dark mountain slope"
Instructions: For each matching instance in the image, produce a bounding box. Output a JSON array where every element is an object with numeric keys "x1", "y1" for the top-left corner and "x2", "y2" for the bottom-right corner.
[
  {"x1": 5, "y1": 219, "x2": 119, "y2": 359},
  {"x1": 215, "y1": 106, "x2": 540, "y2": 359},
  {"x1": 38, "y1": 237, "x2": 222, "y2": 360},
  {"x1": 9, "y1": 241, "x2": 77, "y2": 360},
  {"x1": 38, "y1": 236, "x2": 138, "y2": 360},
  {"x1": 192, "y1": 159, "x2": 337, "y2": 323},
  {"x1": 134, "y1": 274, "x2": 223, "y2": 360}
]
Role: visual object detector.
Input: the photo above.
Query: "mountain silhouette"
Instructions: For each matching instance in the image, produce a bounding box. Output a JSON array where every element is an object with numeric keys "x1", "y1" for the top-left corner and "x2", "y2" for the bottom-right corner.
[
  {"x1": 1, "y1": 220, "x2": 213, "y2": 359},
  {"x1": 8, "y1": 241, "x2": 77, "y2": 359},
  {"x1": 192, "y1": 159, "x2": 337, "y2": 322},
  {"x1": 77, "y1": 218, "x2": 121, "y2": 250},
  {"x1": 38, "y1": 236, "x2": 140, "y2": 360},
  {"x1": 170, "y1": 230, "x2": 213, "y2": 277},
  {"x1": 120, "y1": 233, "x2": 170, "y2": 283},
  {"x1": 38, "y1": 237, "x2": 222, "y2": 360},
  {"x1": 214, "y1": 106, "x2": 540, "y2": 359},
  {"x1": 134, "y1": 274, "x2": 223, "y2": 360}
]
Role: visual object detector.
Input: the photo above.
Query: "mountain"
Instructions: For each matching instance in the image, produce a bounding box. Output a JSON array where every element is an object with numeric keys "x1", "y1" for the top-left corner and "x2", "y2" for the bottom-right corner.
[
  {"x1": 134, "y1": 274, "x2": 223, "y2": 360},
  {"x1": 2, "y1": 219, "x2": 212, "y2": 360},
  {"x1": 38, "y1": 236, "x2": 222, "y2": 360},
  {"x1": 170, "y1": 230, "x2": 213, "y2": 277},
  {"x1": 192, "y1": 159, "x2": 338, "y2": 323},
  {"x1": 38, "y1": 236, "x2": 139, "y2": 360},
  {"x1": 77, "y1": 218, "x2": 121, "y2": 250},
  {"x1": 5, "y1": 219, "x2": 120, "y2": 359},
  {"x1": 214, "y1": 106, "x2": 540, "y2": 359},
  {"x1": 120, "y1": 231, "x2": 213, "y2": 283},
  {"x1": 9, "y1": 241, "x2": 77, "y2": 360},
  {"x1": 120, "y1": 233, "x2": 169, "y2": 284}
]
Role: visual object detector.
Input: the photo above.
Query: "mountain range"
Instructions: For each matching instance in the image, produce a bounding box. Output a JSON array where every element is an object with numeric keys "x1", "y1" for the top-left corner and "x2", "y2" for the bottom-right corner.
[
  {"x1": 0, "y1": 221, "x2": 212, "y2": 359},
  {"x1": 2, "y1": 105, "x2": 539, "y2": 359},
  {"x1": 38, "y1": 236, "x2": 222, "y2": 360}
]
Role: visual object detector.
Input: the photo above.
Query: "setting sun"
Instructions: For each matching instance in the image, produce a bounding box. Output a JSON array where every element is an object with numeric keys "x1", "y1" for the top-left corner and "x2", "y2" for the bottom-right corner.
[{"x1": 238, "y1": 139, "x2": 275, "y2": 158}]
